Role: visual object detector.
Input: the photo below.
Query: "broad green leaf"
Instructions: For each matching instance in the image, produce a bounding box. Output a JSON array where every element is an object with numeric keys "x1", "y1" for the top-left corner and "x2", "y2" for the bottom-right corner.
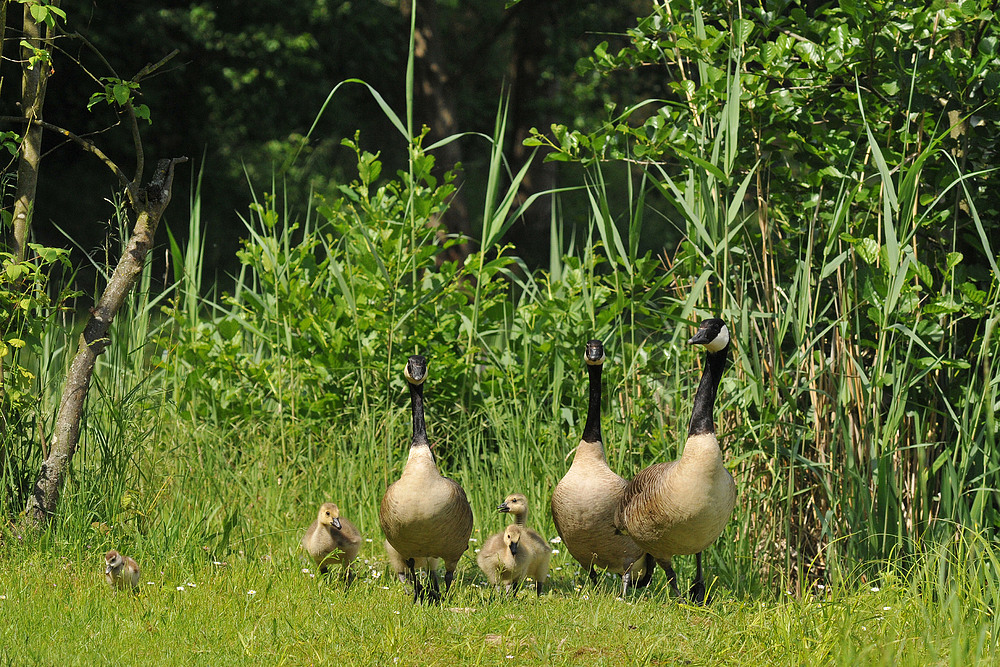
[
  {"x1": 29, "y1": 4, "x2": 47, "y2": 24},
  {"x1": 761, "y1": 42, "x2": 778, "y2": 65},
  {"x1": 733, "y1": 18, "x2": 754, "y2": 46},
  {"x1": 5, "y1": 263, "x2": 26, "y2": 280},
  {"x1": 113, "y1": 83, "x2": 130, "y2": 106}
]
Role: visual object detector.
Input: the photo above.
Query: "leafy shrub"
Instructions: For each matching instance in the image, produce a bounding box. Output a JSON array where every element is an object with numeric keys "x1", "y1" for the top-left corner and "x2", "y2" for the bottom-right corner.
[{"x1": 0, "y1": 242, "x2": 75, "y2": 512}]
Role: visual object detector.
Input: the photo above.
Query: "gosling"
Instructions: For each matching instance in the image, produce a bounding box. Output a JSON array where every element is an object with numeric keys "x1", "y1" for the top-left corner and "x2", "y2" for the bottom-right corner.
[
  {"x1": 497, "y1": 493, "x2": 551, "y2": 559},
  {"x1": 477, "y1": 524, "x2": 552, "y2": 596},
  {"x1": 302, "y1": 502, "x2": 362, "y2": 581},
  {"x1": 105, "y1": 550, "x2": 140, "y2": 590}
]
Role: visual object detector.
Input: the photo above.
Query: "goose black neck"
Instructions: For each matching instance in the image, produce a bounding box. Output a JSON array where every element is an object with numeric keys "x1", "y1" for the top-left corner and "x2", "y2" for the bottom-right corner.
[
  {"x1": 409, "y1": 382, "x2": 428, "y2": 446},
  {"x1": 687, "y1": 345, "x2": 728, "y2": 436},
  {"x1": 582, "y1": 363, "x2": 603, "y2": 443}
]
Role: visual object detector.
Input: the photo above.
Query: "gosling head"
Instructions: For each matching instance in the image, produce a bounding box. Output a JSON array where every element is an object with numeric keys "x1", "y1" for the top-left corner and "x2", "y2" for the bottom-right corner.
[
  {"x1": 497, "y1": 493, "x2": 527, "y2": 517},
  {"x1": 105, "y1": 550, "x2": 123, "y2": 575},
  {"x1": 504, "y1": 525, "x2": 523, "y2": 556},
  {"x1": 584, "y1": 340, "x2": 605, "y2": 366},
  {"x1": 404, "y1": 355, "x2": 428, "y2": 385},
  {"x1": 317, "y1": 502, "x2": 343, "y2": 531},
  {"x1": 689, "y1": 318, "x2": 730, "y2": 353}
]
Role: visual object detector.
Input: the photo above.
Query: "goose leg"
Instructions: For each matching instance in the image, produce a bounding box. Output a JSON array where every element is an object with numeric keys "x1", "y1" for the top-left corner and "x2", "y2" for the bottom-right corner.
[
  {"x1": 427, "y1": 569, "x2": 441, "y2": 604},
  {"x1": 588, "y1": 566, "x2": 598, "y2": 587},
  {"x1": 407, "y1": 558, "x2": 423, "y2": 603},
  {"x1": 657, "y1": 558, "x2": 681, "y2": 599},
  {"x1": 441, "y1": 567, "x2": 456, "y2": 604},
  {"x1": 635, "y1": 553, "x2": 655, "y2": 589},
  {"x1": 688, "y1": 552, "x2": 707, "y2": 604}
]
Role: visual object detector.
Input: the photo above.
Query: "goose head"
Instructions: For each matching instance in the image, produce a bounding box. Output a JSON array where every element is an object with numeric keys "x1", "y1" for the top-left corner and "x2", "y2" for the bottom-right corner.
[
  {"x1": 404, "y1": 355, "x2": 428, "y2": 385},
  {"x1": 105, "y1": 550, "x2": 122, "y2": 575},
  {"x1": 504, "y1": 525, "x2": 523, "y2": 556},
  {"x1": 317, "y1": 502, "x2": 343, "y2": 531},
  {"x1": 688, "y1": 318, "x2": 730, "y2": 353},
  {"x1": 497, "y1": 493, "x2": 527, "y2": 516},
  {"x1": 584, "y1": 340, "x2": 606, "y2": 366}
]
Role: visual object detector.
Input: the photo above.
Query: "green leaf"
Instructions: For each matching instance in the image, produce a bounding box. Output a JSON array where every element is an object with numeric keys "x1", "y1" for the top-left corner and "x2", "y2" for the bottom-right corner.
[
  {"x1": 29, "y1": 4, "x2": 48, "y2": 24},
  {"x1": 911, "y1": 259, "x2": 932, "y2": 288},
  {"x1": 5, "y1": 263, "x2": 26, "y2": 280},
  {"x1": 794, "y1": 40, "x2": 822, "y2": 66},
  {"x1": 733, "y1": 19, "x2": 754, "y2": 46},
  {"x1": 113, "y1": 83, "x2": 131, "y2": 106},
  {"x1": 761, "y1": 42, "x2": 779, "y2": 65},
  {"x1": 855, "y1": 237, "x2": 879, "y2": 265}
]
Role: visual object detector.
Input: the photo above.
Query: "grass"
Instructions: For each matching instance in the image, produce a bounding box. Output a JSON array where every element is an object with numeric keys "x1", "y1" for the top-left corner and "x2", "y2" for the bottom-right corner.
[{"x1": 0, "y1": 537, "x2": 994, "y2": 666}]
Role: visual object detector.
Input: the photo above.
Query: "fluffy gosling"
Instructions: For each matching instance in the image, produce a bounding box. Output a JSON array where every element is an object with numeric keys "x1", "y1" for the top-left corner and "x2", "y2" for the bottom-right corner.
[
  {"x1": 302, "y1": 502, "x2": 362, "y2": 580},
  {"x1": 477, "y1": 524, "x2": 552, "y2": 596},
  {"x1": 105, "y1": 550, "x2": 140, "y2": 590}
]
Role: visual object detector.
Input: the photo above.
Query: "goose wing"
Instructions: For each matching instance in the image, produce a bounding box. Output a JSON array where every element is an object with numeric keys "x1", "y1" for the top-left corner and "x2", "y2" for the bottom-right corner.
[{"x1": 615, "y1": 461, "x2": 677, "y2": 533}]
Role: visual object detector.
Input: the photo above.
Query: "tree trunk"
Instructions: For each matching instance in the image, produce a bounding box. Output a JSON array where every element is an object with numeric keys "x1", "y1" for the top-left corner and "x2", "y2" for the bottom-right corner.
[
  {"x1": 400, "y1": 0, "x2": 473, "y2": 262},
  {"x1": 10, "y1": 2, "x2": 56, "y2": 263},
  {"x1": 505, "y1": 1, "x2": 560, "y2": 267},
  {"x1": 24, "y1": 157, "x2": 186, "y2": 525}
]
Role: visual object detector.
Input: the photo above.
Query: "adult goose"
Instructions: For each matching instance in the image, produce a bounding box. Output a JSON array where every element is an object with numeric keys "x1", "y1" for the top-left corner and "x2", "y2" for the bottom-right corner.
[
  {"x1": 551, "y1": 339, "x2": 654, "y2": 595},
  {"x1": 615, "y1": 318, "x2": 736, "y2": 603},
  {"x1": 379, "y1": 355, "x2": 474, "y2": 603}
]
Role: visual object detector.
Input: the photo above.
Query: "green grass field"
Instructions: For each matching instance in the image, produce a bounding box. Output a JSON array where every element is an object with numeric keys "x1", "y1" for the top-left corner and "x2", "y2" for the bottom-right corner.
[{"x1": 2, "y1": 537, "x2": 994, "y2": 666}]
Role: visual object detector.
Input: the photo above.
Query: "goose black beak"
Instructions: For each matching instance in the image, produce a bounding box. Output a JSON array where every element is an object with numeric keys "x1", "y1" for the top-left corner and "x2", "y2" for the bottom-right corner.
[
  {"x1": 509, "y1": 542, "x2": 518, "y2": 556},
  {"x1": 688, "y1": 330, "x2": 711, "y2": 345},
  {"x1": 333, "y1": 517, "x2": 342, "y2": 530},
  {"x1": 497, "y1": 503, "x2": 510, "y2": 513}
]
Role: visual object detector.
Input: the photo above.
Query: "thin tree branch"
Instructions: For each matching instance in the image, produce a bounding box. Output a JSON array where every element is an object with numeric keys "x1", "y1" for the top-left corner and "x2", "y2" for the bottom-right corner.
[
  {"x1": 0, "y1": 115, "x2": 131, "y2": 191},
  {"x1": 134, "y1": 49, "x2": 179, "y2": 83}
]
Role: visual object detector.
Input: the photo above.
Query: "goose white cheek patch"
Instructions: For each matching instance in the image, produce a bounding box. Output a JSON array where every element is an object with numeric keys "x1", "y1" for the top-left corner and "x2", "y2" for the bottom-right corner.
[{"x1": 705, "y1": 325, "x2": 730, "y2": 352}]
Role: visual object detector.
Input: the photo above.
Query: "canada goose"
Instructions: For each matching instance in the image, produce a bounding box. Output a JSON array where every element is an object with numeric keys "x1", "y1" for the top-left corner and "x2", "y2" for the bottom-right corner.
[
  {"x1": 477, "y1": 524, "x2": 551, "y2": 595},
  {"x1": 104, "y1": 550, "x2": 140, "y2": 590},
  {"x1": 301, "y1": 502, "x2": 362, "y2": 581},
  {"x1": 615, "y1": 318, "x2": 736, "y2": 603},
  {"x1": 380, "y1": 355, "x2": 474, "y2": 603},
  {"x1": 384, "y1": 539, "x2": 438, "y2": 586},
  {"x1": 551, "y1": 339, "x2": 654, "y2": 595}
]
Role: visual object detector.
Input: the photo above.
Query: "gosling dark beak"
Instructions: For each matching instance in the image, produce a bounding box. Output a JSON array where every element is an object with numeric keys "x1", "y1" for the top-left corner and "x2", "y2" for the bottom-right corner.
[
  {"x1": 497, "y1": 503, "x2": 510, "y2": 513},
  {"x1": 333, "y1": 517, "x2": 342, "y2": 530},
  {"x1": 509, "y1": 542, "x2": 518, "y2": 556}
]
